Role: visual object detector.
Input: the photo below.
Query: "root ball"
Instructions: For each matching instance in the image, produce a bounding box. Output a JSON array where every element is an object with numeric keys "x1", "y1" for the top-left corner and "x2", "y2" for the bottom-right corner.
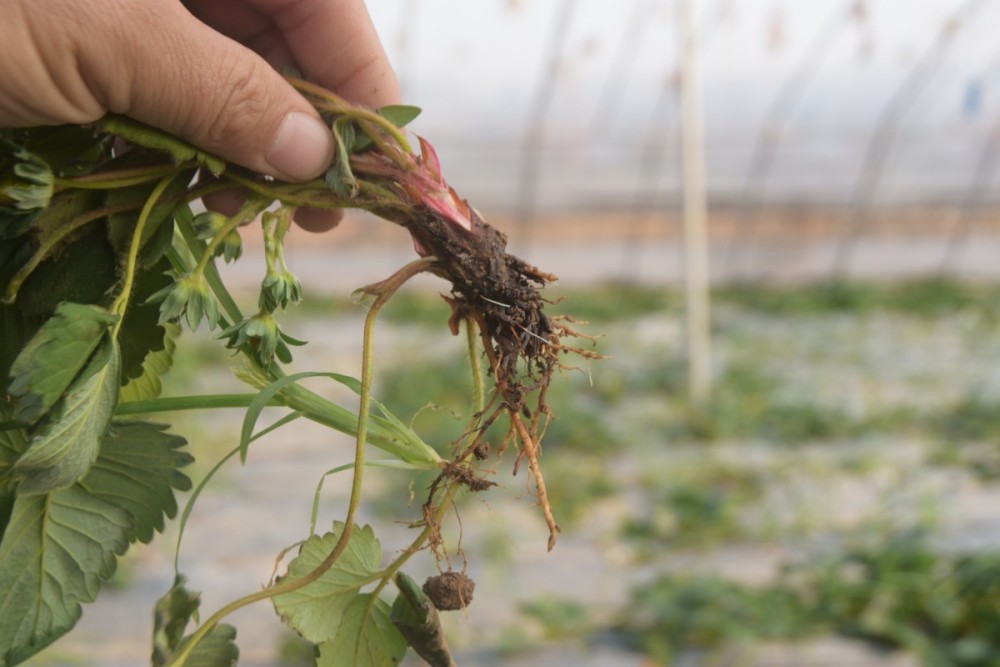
[{"x1": 423, "y1": 571, "x2": 475, "y2": 611}]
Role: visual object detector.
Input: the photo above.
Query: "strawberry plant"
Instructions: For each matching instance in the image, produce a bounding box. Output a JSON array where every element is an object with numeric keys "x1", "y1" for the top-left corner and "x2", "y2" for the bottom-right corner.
[{"x1": 0, "y1": 78, "x2": 599, "y2": 666}]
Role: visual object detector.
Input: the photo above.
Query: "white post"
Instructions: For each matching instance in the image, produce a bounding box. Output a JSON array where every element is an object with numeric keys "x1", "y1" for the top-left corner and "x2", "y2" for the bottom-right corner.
[{"x1": 678, "y1": 0, "x2": 712, "y2": 404}]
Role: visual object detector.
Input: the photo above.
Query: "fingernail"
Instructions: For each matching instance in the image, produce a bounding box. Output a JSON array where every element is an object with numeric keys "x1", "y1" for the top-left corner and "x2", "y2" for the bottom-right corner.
[{"x1": 266, "y1": 112, "x2": 333, "y2": 181}]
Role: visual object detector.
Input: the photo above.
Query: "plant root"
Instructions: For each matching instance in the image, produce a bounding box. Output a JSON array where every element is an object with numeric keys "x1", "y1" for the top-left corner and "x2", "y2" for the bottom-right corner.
[
  {"x1": 512, "y1": 412, "x2": 560, "y2": 551},
  {"x1": 396, "y1": 206, "x2": 604, "y2": 552}
]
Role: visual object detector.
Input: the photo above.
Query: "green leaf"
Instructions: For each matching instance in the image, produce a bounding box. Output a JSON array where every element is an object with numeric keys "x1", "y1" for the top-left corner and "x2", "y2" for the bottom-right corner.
[
  {"x1": 13, "y1": 338, "x2": 120, "y2": 495},
  {"x1": 378, "y1": 105, "x2": 422, "y2": 129},
  {"x1": 352, "y1": 105, "x2": 422, "y2": 152},
  {"x1": 273, "y1": 523, "x2": 382, "y2": 643},
  {"x1": 21, "y1": 125, "x2": 109, "y2": 178},
  {"x1": 0, "y1": 415, "x2": 24, "y2": 538},
  {"x1": 0, "y1": 486, "x2": 131, "y2": 665},
  {"x1": 95, "y1": 115, "x2": 226, "y2": 175},
  {"x1": 8, "y1": 302, "x2": 119, "y2": 424},
  {"x1": 324, "y1": 155, "x2": 355, "y2": 198},
  {"x1": 1, "y1": 189, "x2": 105, "y2": 303},
  {"x1": 120, "y1": 321, "x2": 179, "y2": 402},
  {"x1": 30, "y1": 189, "x2": 104, "y2": 245},
  {"x1": 316, "y1": 595, "x2": 407, "y2": 667},
  {"x1": 119, "y1": 260, "x2": 173, "y2": 384},
  {"x1": 80, "y1": 421, "x2": 192, "y2": 544},
  {"x1": 0, "y1": 304, "x2": 43, "y2": 396},
  {"x1": 0, "y1": 209, "x2": 36, "y2": 244},
  {"x1": 13, "y1": 225, "x2": 118, "y2": 319},
  {"x1": 337, "y1": 121, "x2": 357, "y2": 156},
  {"x1": 176, "y1": 624, "x2": 239, "y2": 667},
  {"x1": 390, "y1": 572, "x2": 455, "y2": 667},
  {"x1": 0, "y1": 419, "x2": 191, "y2": 665},
  {"x1": 238, "y1": 371, "x2": 442, "y2": 467}
]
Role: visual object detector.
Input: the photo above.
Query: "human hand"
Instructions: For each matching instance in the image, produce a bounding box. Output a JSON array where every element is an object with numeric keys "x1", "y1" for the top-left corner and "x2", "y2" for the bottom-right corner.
[{"x1": 0, "y1": 0, "x2": 400, "y2": 231}]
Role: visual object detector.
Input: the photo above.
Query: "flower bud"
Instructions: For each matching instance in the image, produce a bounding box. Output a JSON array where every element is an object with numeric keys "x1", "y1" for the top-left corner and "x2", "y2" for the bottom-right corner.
[
  {"x1": 259, "y1": 270, "x2": 302, "y2": 312},
  {"x1": 147, "y1": 272, "x2": 220, "y2": 331},
  {"x1": 217, "y1": 311, "x2": 306, "y2": 368}
]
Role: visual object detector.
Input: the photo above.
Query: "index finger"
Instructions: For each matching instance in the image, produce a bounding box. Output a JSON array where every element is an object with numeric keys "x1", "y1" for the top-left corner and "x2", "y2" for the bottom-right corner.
[{"x1": 249, "y1": 0, "x2": 400, "y2": 108}]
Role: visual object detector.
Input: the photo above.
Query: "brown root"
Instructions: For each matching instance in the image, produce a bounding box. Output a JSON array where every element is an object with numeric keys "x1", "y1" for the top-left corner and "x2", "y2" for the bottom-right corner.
[
  {"x1": 395, "y1": 203, "x2": 601, "y2": 552},
  {"x1": 512, "y1": 412, "x2": 560, "y2": 551}
]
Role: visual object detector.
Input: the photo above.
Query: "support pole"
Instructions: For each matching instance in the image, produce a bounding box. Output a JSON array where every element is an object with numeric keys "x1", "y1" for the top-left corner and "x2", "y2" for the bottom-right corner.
[{"x1": 678, "y1": 0, "x2": 712, "y2": 404}]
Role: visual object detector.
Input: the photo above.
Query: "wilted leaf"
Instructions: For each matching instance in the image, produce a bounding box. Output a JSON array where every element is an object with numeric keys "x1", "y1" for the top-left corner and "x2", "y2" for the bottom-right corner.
[
  {"x1": 152, "y1": 575, "x2": 201, "y2": 667},
  {"x1": 152, "y1": 576, "x2": 238, "y2": 667},
  {"x1": 390, "y1": 572, "x2": 455, "y2": 667},
  {"x1": 8, "y1": 302, "x2": 119, "y2": 424},
  {"x1": 13, "y1": 338, "x2": 120, "y2": 495}
]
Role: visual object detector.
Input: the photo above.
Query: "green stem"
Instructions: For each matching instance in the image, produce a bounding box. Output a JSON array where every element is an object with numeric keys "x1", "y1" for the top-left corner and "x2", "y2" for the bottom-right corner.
[
  {"x1": 466, "y1": 318, "x2": 485, "y2": 416},
  {"x1": 184, "y1": 180, "x2": 233, "y2": 203},
  {"x1": 115, "y1": 393, "x2": 282, "y2": 416},
  {"x1": 194, "y1": 198, "x2": 268, "y2": 275},
  {"x1": 222, "y1": 172, "x2": 342, "y2": 208},
  {"x1": 174, "y1": 209, "x2": 244, "y2": 324},
  {"x1": 340, "y1": 480, "x2": 462, "y2": 666},
  {"x1": 54, "y1": 163, "x2": 181, "y2": 190},
  {"x1": 357, "y1": 117, "x2": 419, "y2": 174},
  {"x1": 288, "y1": 77, "x2": 414, "y2": 153},
  {"x1": 168, "y1": 258, "x2": 434, "y2": 667},
  {"x1": 221, "y1": 171, "x2": 407, "y2": 221},
  {"x1": 370, "y1": 482, "x2": 460, "y2": 600},
  {"x1": 110, "y1": 170, "x2": 183, "y2": 329}
]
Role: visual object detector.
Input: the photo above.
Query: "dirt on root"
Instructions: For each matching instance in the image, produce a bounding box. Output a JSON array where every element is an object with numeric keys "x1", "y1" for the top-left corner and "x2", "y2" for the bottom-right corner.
[
  {"x1": 423, "y1": 571, "x2": 476, "y2": 611},
  {"x1": 405, "y1": 206, "x2": 557, "y2": 396}
]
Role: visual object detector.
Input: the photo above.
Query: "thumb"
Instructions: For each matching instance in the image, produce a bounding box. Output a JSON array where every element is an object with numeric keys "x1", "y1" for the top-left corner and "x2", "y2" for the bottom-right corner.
[{"x1": 93, "y1": 3, "x2": 333, "y2": 181}]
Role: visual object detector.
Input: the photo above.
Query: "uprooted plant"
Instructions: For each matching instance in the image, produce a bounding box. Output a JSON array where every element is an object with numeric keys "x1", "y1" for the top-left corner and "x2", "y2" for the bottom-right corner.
[{"x1": 0, "y1": 77, "x2": 601, "y2": 666}]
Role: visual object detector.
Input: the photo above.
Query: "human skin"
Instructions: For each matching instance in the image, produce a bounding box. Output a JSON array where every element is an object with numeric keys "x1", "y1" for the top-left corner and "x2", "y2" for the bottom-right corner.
[{"x1": 0, "y1": 0, "x2": 401, "y2": 230}]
